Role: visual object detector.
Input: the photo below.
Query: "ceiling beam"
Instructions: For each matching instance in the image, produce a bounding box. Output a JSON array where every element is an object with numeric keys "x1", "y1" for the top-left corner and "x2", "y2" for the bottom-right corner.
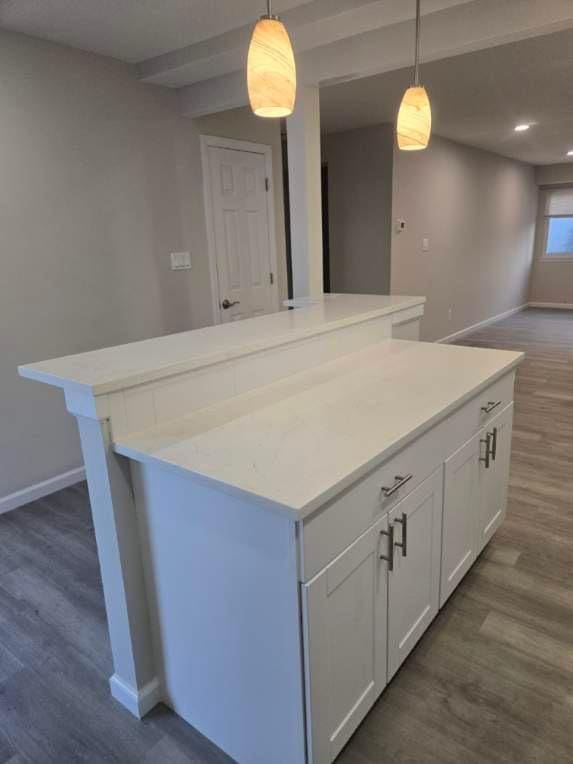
[
  {"x1": 177, "y1": 0, "x2": 573, "y2": 118},
  {"x1": 138, "y1": 0, "x2": 472, "y2": 88}
]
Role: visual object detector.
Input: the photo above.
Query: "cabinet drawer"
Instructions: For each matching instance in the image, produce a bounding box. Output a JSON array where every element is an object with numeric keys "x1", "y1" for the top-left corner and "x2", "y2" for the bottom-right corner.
[
  {"x1": 300, "y1": 423, "x2": 446, "y2": 581},
  {"x1": 474, "y1": 372, "x2": 515, "y2": 429}
]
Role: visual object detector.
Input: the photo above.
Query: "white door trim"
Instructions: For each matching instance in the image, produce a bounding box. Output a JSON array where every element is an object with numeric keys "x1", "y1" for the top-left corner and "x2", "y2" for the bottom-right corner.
[{"x1": 200, "y1": 134, "x2": 280, "y2": 325}]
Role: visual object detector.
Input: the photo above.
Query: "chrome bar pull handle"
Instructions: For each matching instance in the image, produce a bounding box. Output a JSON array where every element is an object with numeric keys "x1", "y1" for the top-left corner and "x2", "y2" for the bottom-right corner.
[
  {"x1": 480, "y1": 432, "x2": 492, "y2": 469},
  {"x1": 380, "y1": 525, "x2": 395, "y2": 571},
  {"x1": 381, "y1": 473, "x2": 413, "y2": 498},
  {"x1": 490, "y1": 426, "x2": 498, "y2": 461},
  {"x1": 481, "y1": 400, "x2": 502, "y2": 414},
  {"x1": 394, "y1": 512, "x2": 408, "y2": 557}
]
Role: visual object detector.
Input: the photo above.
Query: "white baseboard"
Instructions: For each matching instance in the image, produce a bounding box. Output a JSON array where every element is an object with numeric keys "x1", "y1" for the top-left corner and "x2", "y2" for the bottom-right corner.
[
  {"x1": 437, "y1": 304, "x2": 528, "y2": 344},
  {"x1": 109, "y1": 674, "x2": 162, "y2": 719},
  {"x1": 0, "y1": 466, "x2": 86, "y2": 515},
  {"x1": 528, "y1": 302, "x2": 573, "y2": 310}
]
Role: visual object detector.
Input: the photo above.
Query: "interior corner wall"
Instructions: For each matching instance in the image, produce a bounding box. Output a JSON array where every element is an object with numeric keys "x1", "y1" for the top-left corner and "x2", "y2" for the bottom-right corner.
[
  {"x1": 0, "y1": 29, "x2": 286, "y2": 506},
  {"x1": 323, "y1": 124, "x2": 394, "y2": 295},
  {"x1": 535, "y1": 163, "x2": 573, "y2": 187},
  {"x1": 390, "y1": 134, "x2": 538, "y2": 341},
  {"x1": 528, "y1": 187, "x2": 573, "y2": 306}
]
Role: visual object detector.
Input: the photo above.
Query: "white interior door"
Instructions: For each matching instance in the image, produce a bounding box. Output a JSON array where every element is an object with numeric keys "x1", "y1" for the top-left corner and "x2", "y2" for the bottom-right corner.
[{"x1": 205, "y1": 141, "x2": 278, "y2": 323}]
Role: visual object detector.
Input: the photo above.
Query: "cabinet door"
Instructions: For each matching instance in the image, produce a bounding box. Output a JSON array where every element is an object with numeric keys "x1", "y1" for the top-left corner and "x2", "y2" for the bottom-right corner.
[
  {"x1": 302, "y1": 515, "x2": 388, "y2": 764},
  {"x1": 440, "y1": 433, "x2": 480, "y2": 607},
  {"x1": 478, "y1": 403, "x2": 514, "y2": 553},
  {"x1": 387, "y1": 468, "x2": 443, "y2": 679}
]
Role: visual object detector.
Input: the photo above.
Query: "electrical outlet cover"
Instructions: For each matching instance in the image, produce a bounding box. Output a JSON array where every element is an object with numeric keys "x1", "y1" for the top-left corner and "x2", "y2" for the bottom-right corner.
[{"x1": 170, "y1": 252, "x2": 191, "y2": 270}]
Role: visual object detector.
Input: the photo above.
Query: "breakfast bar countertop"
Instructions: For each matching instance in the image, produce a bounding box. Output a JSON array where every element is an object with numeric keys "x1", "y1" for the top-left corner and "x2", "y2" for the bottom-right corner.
[{"x1": 18, "y1": 294, "x2": 425, "y2": 395}]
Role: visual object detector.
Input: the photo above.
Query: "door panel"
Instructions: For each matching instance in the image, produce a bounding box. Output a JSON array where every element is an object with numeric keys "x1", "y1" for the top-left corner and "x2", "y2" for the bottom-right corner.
[
  {"x1": 478, "y1": 403, "x2": 514, "y2": 553},
  {"x1": 387, "y1": 468, "x2": 443, "y2": 679},
  {"x1": 302, "y1": 516, "x2": 388, "y2": 764},
  {"x1": 441, "y1": 433, "x2": 480, "y2": 606},
  {"x1": 207, "y1": 144, "x2": 277, "y2": 323}
]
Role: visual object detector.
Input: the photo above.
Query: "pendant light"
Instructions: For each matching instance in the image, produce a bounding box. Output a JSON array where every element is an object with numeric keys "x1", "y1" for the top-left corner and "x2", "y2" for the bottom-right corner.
[
  {"x1": 247, "y1": 0, "x2": 297, "y2": 118},
  {"x1": 397, "y1": 0, "x2": 432, "y2": 150}
]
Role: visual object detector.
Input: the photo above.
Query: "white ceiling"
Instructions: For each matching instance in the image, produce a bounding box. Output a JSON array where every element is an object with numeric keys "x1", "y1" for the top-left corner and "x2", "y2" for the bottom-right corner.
[
  {"x1": 0, "y1": 0, "x2": 310, "y2": 62},
  {"x1": 320, "y1": 29, "x2": 573, "y2": 166},
  {"x1": 0, "y1": 1, "x2": 572, "y2": 165}
]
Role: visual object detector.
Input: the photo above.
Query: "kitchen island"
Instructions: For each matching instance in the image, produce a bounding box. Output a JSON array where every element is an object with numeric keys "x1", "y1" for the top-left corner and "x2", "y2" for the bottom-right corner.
[{"x1": 19, "y1": 294, "x2": 522, "y2": 764}]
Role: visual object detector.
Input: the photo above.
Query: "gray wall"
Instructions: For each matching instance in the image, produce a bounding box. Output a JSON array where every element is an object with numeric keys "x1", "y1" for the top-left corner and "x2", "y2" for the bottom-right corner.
[
  {"x1": 323, "y1": 125, "x2": 394, "y2": 294},
  {"x1": 0, "y1": 29, "x2": 286, "y2": 504},
  {"x1": 391, "y1": 135, "x2": 538, "y2": 341},
  {"x1": 535, "y1": 163, "x2": 573, "y2": 187}
]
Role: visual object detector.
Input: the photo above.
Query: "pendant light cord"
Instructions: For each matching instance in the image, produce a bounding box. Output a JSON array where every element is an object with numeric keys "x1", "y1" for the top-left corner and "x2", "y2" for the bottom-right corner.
[
  {"x1": 414, "y1": 0, "x2": 421, "y2": 86},
  {"x1": 265, "y1": 0, "x2": 278, "y2": 20}
]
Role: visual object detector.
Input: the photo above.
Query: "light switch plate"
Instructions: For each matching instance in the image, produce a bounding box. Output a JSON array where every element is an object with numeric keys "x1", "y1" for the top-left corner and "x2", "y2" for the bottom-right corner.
[
  {"x1": 170, "y1": 252, "x2": 191, "y2": 270},
  {"x1": 422, "y1": 237, "x2": 430, "y2": 252}
]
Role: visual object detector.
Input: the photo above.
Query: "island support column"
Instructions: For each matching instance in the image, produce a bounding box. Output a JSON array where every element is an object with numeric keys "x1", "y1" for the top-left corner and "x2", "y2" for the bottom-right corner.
[
  {"x1": 286, "y1": 85, "x2": 324, "y2": 300},
  {"x1": 65, "y1": 389, "x2": 159, "y2": 718}
]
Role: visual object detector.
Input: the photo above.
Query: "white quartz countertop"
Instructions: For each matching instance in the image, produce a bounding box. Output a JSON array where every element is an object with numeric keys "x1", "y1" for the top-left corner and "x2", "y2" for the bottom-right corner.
[
  {"x1": 115, "y1": 340, "x2": 523, "y2": 519},
  {"x1": 18, "y1": 294, "x2": 424, "y2": 395}
]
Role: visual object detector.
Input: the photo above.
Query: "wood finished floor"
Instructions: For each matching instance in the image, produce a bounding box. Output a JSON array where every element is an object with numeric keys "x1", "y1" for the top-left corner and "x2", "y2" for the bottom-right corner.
[{"x1": 1, "y1": 308, "x2": 572, "y2": 763}]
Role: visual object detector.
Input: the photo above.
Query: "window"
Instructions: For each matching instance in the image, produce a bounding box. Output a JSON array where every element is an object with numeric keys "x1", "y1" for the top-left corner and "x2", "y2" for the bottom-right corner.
[
  {"x1": 544, "y1": 188, "x2": 573, "y2": 260},
  {"x1": 546, "y1": 217, "x2": 573, "y2": 256}
]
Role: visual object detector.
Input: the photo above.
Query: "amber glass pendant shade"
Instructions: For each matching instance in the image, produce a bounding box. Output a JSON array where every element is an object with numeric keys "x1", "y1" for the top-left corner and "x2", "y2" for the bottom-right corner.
[
  {"x1": 397, "y1": 0, "x2": 432, "y2": 151},
  {"x1": 397, "y1": 85, "x2": 432, "y2": 150},
  {"x1": 247, "y1": 16, "x2": 296, "y2": 118}
]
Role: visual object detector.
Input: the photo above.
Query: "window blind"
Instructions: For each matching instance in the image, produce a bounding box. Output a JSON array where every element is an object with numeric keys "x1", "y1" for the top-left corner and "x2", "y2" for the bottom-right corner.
[{"x1": 545, "y1": 187, "x2": 573, "y2": 216}]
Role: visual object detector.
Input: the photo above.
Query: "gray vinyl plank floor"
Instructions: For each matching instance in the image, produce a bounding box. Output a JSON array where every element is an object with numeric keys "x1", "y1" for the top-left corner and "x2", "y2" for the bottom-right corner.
[{"x1": 1, "y1": 308, "x2": 572, "y2": 763}]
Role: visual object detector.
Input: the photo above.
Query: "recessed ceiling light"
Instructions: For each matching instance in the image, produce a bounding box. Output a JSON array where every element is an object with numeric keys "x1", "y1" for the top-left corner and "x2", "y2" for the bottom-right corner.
[
  {"x1": 514, "y1": 124, "x2": 531, "y2": 132},
  {"x1": 567, "y1": 150, "x2": 573, "y2": 156}
]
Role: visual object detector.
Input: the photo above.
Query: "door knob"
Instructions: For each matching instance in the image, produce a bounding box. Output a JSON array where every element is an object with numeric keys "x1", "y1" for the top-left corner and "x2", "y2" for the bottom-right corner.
[{"x1": 221, "y1": 299, "x2": 240, "y2": 310}]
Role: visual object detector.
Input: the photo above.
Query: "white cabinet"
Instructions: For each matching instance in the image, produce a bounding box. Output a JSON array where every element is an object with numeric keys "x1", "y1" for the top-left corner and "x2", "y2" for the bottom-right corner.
[
  {"x1": 441, "y1": 402, "x2": 514, "y2": 606},
  {"x1": 302, "y1": 391, "x2": 516, "y2": 764},
  {"x1": 387, "y1": 468, "x2": 443, "y2": 678},
  {"x1": 303, "y1": 469, "x2": 444, "y2": 763},
  {"x1": 441, "y1": 433, "x2": 480, "y2": 606},
  {"x1": 302, "y1": 516, "x2": 388, "y2": 764},
  {"x1": 477, "y1": 403, "x2": 514, "y2": 552}
]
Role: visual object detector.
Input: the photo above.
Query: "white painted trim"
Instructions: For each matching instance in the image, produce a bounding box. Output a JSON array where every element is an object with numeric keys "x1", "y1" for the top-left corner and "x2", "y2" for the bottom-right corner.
[
  {"x1": 437, "y1": 304, "x2": 528, "y2": 344},
  {"x1": 0, "y1": 466, "x2": 86, "y2": 515},
  {"x1": 109, "y1": 674, "x2": 162, "y2": 719},
  {"x1": 199, "y1": 134, "x2": 280, "y2": 326},
  {"x1": 528, "y1": 302, "x2": 573, "y2": 310}
]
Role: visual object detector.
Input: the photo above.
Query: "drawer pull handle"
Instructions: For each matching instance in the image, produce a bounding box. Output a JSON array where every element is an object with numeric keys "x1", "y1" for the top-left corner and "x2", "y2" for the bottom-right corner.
[
  {"x1": 381, "y1": 473, "x2": 413, "y2": 498},
  {"x1": 481, "y1": 400, "x2": 502, "y2": 414},
  {"x1": 394, "y1": 512, "x2": 408, "y2": 557},
  {"x1": 480, "y1": 432, "x2": 492, "y2": 469},
  {"x1": 490, "y1": 426, "x2": 498, "y2": 461},
  {"x1": 380, "y1": 525, "x2": 395, "y2": 571}
]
